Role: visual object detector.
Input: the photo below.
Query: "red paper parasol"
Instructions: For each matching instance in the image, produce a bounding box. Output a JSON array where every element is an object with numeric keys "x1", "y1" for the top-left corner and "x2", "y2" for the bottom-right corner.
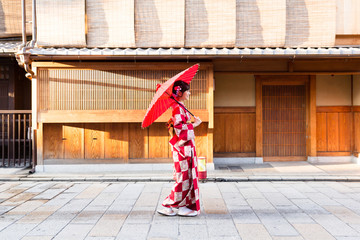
[{"x1": 142, "y1": 64, "x2": 199, "y2": 128}]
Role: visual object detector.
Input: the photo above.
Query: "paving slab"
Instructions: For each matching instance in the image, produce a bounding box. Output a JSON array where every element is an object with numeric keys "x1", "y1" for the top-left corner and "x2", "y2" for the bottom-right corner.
[{"x1": 236, "y1": 223, "x2": 272, "y2": 240}]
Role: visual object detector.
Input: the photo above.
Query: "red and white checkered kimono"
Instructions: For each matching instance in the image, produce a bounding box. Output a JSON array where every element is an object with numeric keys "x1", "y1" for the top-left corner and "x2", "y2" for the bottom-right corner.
[{"x1": 162, "y1": 103, "x2": 200, "y2": 213}]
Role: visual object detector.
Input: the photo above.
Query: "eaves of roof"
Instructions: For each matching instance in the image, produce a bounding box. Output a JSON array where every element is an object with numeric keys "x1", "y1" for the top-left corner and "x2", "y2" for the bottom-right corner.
[{"x1": 2, "y1": 41, "x2": 360, "y2": 58}]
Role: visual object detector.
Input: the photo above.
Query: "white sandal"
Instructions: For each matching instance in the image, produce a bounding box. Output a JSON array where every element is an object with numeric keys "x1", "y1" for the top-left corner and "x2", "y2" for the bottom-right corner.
[
  {"x1": 157, "y1": 207, "x2": 176, "y2": 216},
  {"x1": 177, "y1": 207, "x2": 197, "y2": 217}
]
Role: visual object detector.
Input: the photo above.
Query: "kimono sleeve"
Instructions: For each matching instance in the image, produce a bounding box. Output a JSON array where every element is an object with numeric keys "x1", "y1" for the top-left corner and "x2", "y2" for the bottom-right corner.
[{"x1": 172, "y1": 106, "x2": 195, "y2": 142}]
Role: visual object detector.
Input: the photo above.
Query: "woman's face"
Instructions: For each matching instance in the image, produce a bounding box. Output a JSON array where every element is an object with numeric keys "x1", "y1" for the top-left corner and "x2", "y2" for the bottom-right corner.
[{"x1": 179, "y1": 90, "x2": 191, "y2": 101}]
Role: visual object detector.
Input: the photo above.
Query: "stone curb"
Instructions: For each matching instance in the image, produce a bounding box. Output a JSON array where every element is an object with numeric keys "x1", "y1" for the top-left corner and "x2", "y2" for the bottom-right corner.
[{"x1": 1, "y1": 175, "x2": 360, "y2": 182}]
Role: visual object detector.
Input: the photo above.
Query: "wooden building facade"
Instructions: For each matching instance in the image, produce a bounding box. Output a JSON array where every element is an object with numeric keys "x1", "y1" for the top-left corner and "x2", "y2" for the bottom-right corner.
[
  {"x1": 2, "y1": 0, "x2": 359, "y2": 170},
  {"x1": 33, "y1": 62, "x2": 214, "y2": 167}
]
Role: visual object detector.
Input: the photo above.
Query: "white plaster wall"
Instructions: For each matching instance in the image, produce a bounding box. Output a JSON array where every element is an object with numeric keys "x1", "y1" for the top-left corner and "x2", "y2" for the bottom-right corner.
[
  {"x1": 316, "y1": 75, "x2": 351, "y2": 106},
  {"x1": 214, "y1": 73, "x2": 255, "y2": 107},
  {"x1": 353, "y1": 75, "x2": 360, "y2": 106}
]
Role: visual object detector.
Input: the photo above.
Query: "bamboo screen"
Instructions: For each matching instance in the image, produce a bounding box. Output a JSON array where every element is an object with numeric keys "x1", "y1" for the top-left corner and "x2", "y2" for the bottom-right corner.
[
  {"x1": 262, "y1": 85, "x2": 306, "y2": 157},
  {"x1": 36, "y1": 0, "x2": 86, "y2": 47},
  {"x1": 38, "y1": 69, "x2": 207, "y2": 111},
  {"x1": 0, "y1": 0, "x2": 32, "y2": 38},
  {"x1": 285, "y1": 0, "x2": 336, "y2": 47}
]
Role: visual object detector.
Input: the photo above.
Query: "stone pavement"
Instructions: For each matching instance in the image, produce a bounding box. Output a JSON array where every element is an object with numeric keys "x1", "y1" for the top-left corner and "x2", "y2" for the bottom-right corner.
[{"x1": 1, "y1": 180, "x2": 360, "y2": 239}]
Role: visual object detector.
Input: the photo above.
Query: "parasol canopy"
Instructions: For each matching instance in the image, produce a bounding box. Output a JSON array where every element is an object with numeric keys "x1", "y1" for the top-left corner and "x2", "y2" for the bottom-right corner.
[{"x1": 141, "y1": 64, "x2": 199, "y2": 128}]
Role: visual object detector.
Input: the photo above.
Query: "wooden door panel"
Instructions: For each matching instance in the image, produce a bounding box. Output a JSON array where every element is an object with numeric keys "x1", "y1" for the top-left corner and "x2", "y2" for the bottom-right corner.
[
  {"x1": 43, "y1": 124, "x2": 63, "y2": 159},
  {"x1": 316, "y1": 113, "x2": 327, "y2": 151},
  {"x1": 195, "y1": 123, "x2": 208, "y2": 158},
  {"x1": 129, "y1": 123, "x2": 148, "y2": 159},
  {"x1": 225, "y1": 113, "x2": 241, "y2": 152},
  {"x1": 214, "y1": 114, "x2": 227, "y2": 152},
  {"x1": 262, "y1": 85, "x2": 306, "y2": 159},
  {"x1": 355, "y1": 113, "x2": 360, "y2": 153},
  {"x1": 104, "y1": 123, "x2": 129, "y2": 159},
  {"x1": 327, "y1": 113, "x2": 339, "y2": 152},
  {"x1": 148, "y1": 123, "x2": 170, "y2": 159},
  {"x1": 63, "y1": 123, "x2": 84, "y2": 159},
  {"x1": 339, "y1": 113, "x2": 351, "y2": 152},
  {"x1": 240, "y1": 113, "x2": 256, "y2": 152},
  {"x1": 84, "y1": 123, "x2": 104, "y2": 159}
]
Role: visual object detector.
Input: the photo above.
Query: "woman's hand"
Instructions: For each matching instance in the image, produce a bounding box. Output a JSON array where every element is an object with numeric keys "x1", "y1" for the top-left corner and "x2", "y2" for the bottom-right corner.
[{"x1": 193, "y1": 116, "x2": 202, "y2": 128}]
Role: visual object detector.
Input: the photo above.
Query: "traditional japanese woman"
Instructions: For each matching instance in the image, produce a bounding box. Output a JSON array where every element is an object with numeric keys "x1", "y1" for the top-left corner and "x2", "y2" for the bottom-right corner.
[{"x1": 157, "y1": 80, "x2": 202, "y2": 217}]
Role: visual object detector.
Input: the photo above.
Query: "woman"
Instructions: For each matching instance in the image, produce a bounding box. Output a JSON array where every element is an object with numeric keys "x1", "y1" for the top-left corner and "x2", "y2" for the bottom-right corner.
[{"x1": 157, "y1": 80, "x2": 202, "y2": 217}]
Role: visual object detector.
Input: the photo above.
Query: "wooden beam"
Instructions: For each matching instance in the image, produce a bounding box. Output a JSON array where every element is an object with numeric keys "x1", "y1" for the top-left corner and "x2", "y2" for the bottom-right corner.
[
  {"x1": 309, "y1": 76, "x2": 317, "y2": 157},
  {"x1": 264, "y1": 156, "x2": 307, "y2": 162},
  {"x1": 317, "y1": 151, "x2": 352, "y2": 156},
  {"x1": 33, "y1": 61, "x2": 214, "y2": 69},
  {"x1": 0, "y1": 110, "x2": 32, "y2": 113},
  {"x1": 255, "y1": 76, "x2": 262, "y2": 157},
  {"x1": 353, "y1": 106, "x2": 360, "y2": 112},
  {"x1": 214, "y1": 152, "x2": 256, "y2": 157},
  {"x1": 214, "y1": 107, "x2": 256, "y2": 113},
  {"x1": 38, "y1": 110, "x2": 209, "y2": 123},
  {"x1": 316, "y1": 106, "x2": 352, "y2": 113}
]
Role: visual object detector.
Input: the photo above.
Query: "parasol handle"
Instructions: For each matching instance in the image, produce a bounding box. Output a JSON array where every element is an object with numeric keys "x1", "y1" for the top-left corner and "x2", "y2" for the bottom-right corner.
[{"x1": 170, "y1": 96, "x2": 195, "y2": 117}]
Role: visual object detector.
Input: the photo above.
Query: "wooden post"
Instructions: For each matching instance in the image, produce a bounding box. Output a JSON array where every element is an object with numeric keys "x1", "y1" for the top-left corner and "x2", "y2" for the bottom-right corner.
[
  {"x1": 351, "y1": 75, "x2": 355, "y2": 154},
  {"x1": 36, "y1": 122, "x2": 43, "y2": 166},
  {"x1": 207, "y1": 128, "x2": 213, "y2": 163},
  {"x1": 206, "y1": 65, "x2": 214, "y2": 163},
  {"x1": 309, "y1": 75, "x2": 317, "y2": 156},
  {"x1": 31, "y1": 66, "x2": 43, "y2": 166},
  {"x1": 255, "y1": 76, "x2": 263, "y2": 157},
  {"x1": 208, "y1": 65, "x2": 214, "y2": 129}
]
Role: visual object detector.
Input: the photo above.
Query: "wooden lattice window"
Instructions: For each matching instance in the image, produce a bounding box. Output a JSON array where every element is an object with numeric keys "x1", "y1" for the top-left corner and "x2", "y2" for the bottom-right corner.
[{"x1": 38, "y1": 69, "x2": 208, "y2": 111}]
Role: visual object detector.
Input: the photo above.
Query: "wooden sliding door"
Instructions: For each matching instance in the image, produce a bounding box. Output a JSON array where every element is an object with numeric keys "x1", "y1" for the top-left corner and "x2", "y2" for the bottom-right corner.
[{"x1": 258, "y1": 76, "x2": 308, "y2": 161}]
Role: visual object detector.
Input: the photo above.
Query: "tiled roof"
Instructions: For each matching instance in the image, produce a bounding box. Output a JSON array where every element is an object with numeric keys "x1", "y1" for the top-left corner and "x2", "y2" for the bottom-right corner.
[
  {"x1": 27, "y1": 46, "x2": 360, "y2": 57},
  {"x1": 1, "y1": 41, "x2": 360, "y2": 57},
  {"x1": 0, "y1": 41, "x2": 22, "y2": 54}
]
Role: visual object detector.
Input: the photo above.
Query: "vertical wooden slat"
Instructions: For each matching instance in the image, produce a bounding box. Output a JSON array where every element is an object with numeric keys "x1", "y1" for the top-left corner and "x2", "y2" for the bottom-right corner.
[
  {"x1": 309, "y1": 76, "x2": 317, "y2": 156},
  {"x1": 17, "y1": 114, "x2": 20, "y2": 166},
  {"x1": 7, "y1": 114, "x2": 9, "y2": 166},
  {"x1": 213, "y1": 114, "x2": 226, "y2": 152},
  {"x1": 327, "y1": 113, "x2": 339, "y2": 151},
  {"x1": 339, "y1": 112, "x2": 351, "y2": 152},
  {"x1": 316, "y1": 113, "x2": 327, "y2": 151},
  {"x1": 1, "y1": 114, "x2": 4, "y2": 165},
  {"x1": 23, "y1": 114, "x2": 26, "y2": 166},
  {"x1": 12, "y1": 114, "x2": 14, "y2": 165},
  {"x1": 28, "y1": 114, "x2": 32, "y2": 166}
]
